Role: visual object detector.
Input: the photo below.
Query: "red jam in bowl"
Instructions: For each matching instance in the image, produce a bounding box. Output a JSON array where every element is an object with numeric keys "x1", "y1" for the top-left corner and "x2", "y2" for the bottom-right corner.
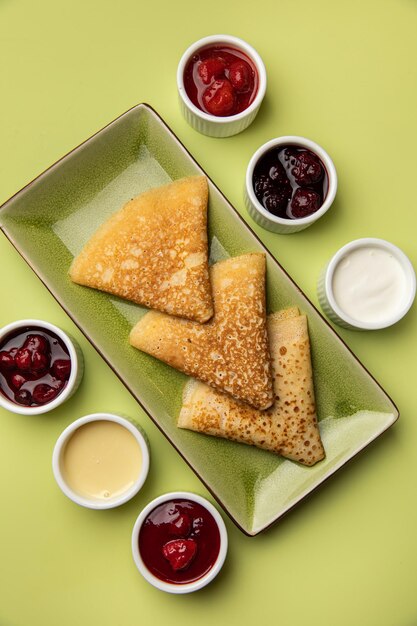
[
  {"x1": 0, "y1": 326, "x2": 71, "y2": 407},
  {"x1": 253, "y1": 145, "x2": 329, "y2": 219},
  {"x1": 183, "y1": 45, "x2": 259, "y2": 117},
  {"x1": 138, "y1": 498, "x2": 221, "y2": 585}
]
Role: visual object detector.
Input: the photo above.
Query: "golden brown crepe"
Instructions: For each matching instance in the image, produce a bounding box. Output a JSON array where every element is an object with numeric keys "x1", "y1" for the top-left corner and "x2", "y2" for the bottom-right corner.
[
  {"x1": 177, "y1": 307, "x2": 325, "y2": 466},
  {"x1": 129, "y1": 253, "x2": 274, "y2": 410},
  {"x1": 69, "y1": 176, "x2": 213, "y2": 323}
]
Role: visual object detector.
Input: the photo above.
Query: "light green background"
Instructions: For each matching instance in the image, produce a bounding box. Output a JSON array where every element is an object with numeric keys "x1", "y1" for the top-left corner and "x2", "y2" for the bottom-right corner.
[{"x1": 0, "y1": 1, "x2": 416, "y2": 625}]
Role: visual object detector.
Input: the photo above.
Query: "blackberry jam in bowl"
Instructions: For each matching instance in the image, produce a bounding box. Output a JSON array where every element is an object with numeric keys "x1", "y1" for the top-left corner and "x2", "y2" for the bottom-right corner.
[
  {"x1": 0, "y1": 319, "x2": 83, "y2": 415},
  {"x1": 177, "y1": 34, "x2": 267, "y2": 137},
  {"x1": 132, "y1": 491, "x2": 228, "y2": 593},
  {"x1": 245, "y1": 136, "x2": 337, "y2": 233}
]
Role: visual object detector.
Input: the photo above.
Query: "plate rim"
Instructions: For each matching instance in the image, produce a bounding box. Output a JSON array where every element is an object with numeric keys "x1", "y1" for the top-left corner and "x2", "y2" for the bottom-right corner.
[{"x1": 0, "y1": 102, "x2": 400, "y2": 536}]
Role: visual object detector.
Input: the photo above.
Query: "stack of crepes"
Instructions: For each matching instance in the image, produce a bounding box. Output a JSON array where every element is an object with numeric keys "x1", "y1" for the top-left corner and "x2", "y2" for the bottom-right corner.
[
  {"x1": 70, "y1": 175, "x2": 324, "y2": 466},
  {"x1": 177, "y1": 307, "x2": 325, "y2": 466}
]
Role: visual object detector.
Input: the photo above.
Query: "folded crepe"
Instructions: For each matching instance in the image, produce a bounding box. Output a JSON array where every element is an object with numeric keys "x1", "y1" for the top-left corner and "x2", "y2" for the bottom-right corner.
[
  {"x1": 130, "y1": 253, "x2": 274, "y2": 410},
  {"x1": 69, "y1": 176, "x2": 213, "y2": 323},
  {"x1": 178, "y1": 307, "x2": 325, "y2": 466}
]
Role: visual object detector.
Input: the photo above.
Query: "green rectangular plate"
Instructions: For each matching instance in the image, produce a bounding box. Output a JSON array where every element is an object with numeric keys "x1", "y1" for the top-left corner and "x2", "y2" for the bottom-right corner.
[{"x1": 0, "y1": 103, "x2": 398, "y2": 535}]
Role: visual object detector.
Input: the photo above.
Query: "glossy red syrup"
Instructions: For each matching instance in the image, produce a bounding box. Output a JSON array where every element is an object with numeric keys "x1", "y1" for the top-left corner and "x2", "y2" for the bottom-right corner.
[
  {"x1": 0, "y1": 327, "x2": 71, "y2": 407},
  {"x1": 183, "y1": 45, "x2": 258, "y2": 117},
  {"x1": 138, "y1": 498, "x2": 221, "y2": 584}
]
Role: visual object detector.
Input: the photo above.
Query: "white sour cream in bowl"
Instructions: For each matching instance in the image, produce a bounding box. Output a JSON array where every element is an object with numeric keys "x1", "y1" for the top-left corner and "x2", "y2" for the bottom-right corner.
[{"x1": 318, "y1": 238, "x2": 416, "y2": 330}]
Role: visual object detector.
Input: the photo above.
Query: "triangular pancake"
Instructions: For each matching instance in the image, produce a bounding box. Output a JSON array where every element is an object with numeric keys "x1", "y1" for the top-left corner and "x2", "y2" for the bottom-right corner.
[
  {"x1": 129, "y1": 253, "x2": 274, "y2": 410},
  {"x1": 69, "y1": 176, "x2": 213, "y2": 323},
  {"x1": 177, "y1": 308, "x2": 325, "y2": 466}
]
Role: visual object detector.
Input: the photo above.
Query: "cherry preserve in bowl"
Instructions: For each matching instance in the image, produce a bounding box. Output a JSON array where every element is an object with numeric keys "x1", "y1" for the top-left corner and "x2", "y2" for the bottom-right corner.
[
  {"x1": 183, "y1": 45, "x2": 259, "y2": 117},
  {"x1": 132, "y1": 492, "x2": 228, "y2": 593},
  {"x1": 0, "y1": 319, "x2": 83, "y2": 415},
  {"x1": 177, "y1": 35, "x2": 267, "y2": 138}
]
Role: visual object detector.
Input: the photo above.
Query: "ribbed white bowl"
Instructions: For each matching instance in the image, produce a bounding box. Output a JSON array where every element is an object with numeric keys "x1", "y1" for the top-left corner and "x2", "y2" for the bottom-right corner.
[
  {"x1": 0, "y1": 319, "x2": 83, "y2": 415},
  {"x1": 177, "y1": 34, "x2": 266, "y2": 138},
  {"x1": 245, "y1": 136, "x2": 337, "y2": 234}
]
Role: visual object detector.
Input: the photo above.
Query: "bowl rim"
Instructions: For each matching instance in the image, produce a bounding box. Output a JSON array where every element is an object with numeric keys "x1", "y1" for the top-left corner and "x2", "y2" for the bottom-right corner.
[
  {"x1": 323, "y1": 237, "x2": 416, "y2": 330},
  {"x1": 245, "y1": 135, "x2": 338, "y2": 226},
  {"x1": 177, "y1": 34, "x2": 267, "y2": 124},
  {"x1": 131, "y1": 490, "x2": 228, "y2": 594},
  {"x1": 0, "y1": 318, "x2": 81, "y2": 415},
  {"x1": 52, "y1": 412, "x2": 150, "y2": 509}
]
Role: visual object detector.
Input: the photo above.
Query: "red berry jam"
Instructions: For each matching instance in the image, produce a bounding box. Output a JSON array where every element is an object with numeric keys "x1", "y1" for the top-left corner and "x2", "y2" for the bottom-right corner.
[
  {"x1": 184, "y1": 45, "x2": 258, "y2": 117},
  {"x1": 0, "y1": 326, "x2": 71, "y2": 408},
  {"x1": 253, "y1": 145, "x2": 329, "y2": 219},
  {"x1": 138, "y1": 498, "x2": 221, "y2": 585}
]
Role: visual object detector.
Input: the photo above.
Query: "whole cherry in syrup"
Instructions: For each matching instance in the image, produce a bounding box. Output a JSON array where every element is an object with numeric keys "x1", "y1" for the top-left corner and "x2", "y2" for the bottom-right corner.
[
  {"x1": 183, "y1": 45, "x2": 259, "y2": 117},
  {"x1": 253, "y1": 145, "x2": 329, "y2": 220},
  {"x1": 0, "y1": 326, "x2": 71, "y2": 407}
]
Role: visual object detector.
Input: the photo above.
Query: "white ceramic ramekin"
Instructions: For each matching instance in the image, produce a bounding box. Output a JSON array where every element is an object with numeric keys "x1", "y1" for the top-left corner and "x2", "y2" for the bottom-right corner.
[
  {"x1": 245, "y1": 135, "x2": 337, "y2": 234},
  {"x1": 177, "y1": 34, "x2": 267, "y2": 138},
  {"x1": 0, "y1": 319, "x2": 83, "y2": 415},
  {"x1": 317, "y1": 238, "x2": 416, "y2": 330},
  {"x1": 131, "y1": 491, "x2": 228, "y2": 594},
  {"x1": 52, "y1": 412, "x2": 150, "y2": 509}
]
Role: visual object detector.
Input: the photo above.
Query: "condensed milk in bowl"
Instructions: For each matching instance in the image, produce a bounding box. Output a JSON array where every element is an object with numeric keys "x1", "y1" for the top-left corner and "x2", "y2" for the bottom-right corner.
[{"x1": 52, "y1": 413, "x2": 150, "y2": 509}]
